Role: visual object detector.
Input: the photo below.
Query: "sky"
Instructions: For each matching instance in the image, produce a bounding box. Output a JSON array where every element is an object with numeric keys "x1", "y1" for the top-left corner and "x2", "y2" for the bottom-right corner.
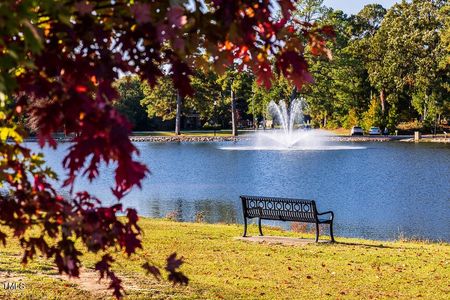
[{"x1": 323, "y1": 0, "x2": 400, "y2": 15}]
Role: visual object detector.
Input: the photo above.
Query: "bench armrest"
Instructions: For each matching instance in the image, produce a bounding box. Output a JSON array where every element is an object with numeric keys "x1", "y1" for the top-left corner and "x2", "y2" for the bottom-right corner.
[{"x1": 316, "y1": 211, "x2": 334, "y2": 220}]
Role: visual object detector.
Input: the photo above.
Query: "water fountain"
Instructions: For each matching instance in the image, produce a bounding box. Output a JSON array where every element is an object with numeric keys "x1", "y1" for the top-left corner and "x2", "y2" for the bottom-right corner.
[
  {"x1": 221, "y1": 98, "x2": 366, "y2": 151},
  {"x1": 262, "y1": 98, "x2": 311, "y2": 148}
]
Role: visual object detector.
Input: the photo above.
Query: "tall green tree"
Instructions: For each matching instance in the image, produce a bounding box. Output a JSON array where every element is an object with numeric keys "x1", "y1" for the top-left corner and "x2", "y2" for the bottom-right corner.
[
  {"x1": 189, "y1": 71, "x2": 222, "y2": 122},
  {"x1": 113, "y1": 76, "x2": 151, "y2": 131},
  {"x1": 301, "y1": 8, "x2": 371, "y2": 128},
  {"x1": 437, "y1": 3, "x2": 450, "y2": 120},
  {"x1": 348, "y1": 4, "x2": 387, "y2": 118},
  {"x1": 217, "y1": 69, "x2": 253, "y2": 135},
  {"x1": 366, "y1": 0, "x2": 448, "y2": 127},
  {"x1": 141, "y1": 71, "x2": 225, "y2": 131},
  {"x1": 141, "y1": 76, "x2": 178, "y2": 122}
]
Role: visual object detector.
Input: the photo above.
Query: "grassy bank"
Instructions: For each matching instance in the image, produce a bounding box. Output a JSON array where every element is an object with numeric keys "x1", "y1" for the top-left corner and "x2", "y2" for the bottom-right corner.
[
  {"x1": 131, "y1": 130, "x2": 237, "y2": 137},
  {"x1": 0, "y1": 219, "x2": 448, "y2": 299}
]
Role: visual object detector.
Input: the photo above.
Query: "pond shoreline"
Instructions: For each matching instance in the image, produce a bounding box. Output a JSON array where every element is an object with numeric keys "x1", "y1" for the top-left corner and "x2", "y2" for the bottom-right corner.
[{"x1": 23, "y1": 134, "x2": 450, "y2": 143}]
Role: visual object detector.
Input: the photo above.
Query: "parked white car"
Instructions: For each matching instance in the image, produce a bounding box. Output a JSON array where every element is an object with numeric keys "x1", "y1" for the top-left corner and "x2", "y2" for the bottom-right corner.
[
  {"x1": 350, "y1": 126, "x2": 364, "y2": 136},
  {"x1": 369, "y1": 127, "x2": 381, "y2": 135}
]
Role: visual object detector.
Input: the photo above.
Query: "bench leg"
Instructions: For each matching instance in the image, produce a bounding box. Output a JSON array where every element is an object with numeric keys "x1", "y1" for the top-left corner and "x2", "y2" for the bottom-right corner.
[
  {"x1": 243, "y1": 217, "x2": 248, "y2": 237},
  {"x1": 315, "y1": 223, "x2": 319, "y2": 242},
  {"x1": 330, "y1": 221, "x2": 335, "y2": 242},
  {"x1": 258, "y1": 218, "x2": 263, "y2": 236}
]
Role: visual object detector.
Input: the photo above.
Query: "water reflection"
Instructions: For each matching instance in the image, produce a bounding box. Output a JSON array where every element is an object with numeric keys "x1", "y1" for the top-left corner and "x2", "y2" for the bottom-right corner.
[{"x1": 140, "y1": 198, "x2": 239, "y2": 224}]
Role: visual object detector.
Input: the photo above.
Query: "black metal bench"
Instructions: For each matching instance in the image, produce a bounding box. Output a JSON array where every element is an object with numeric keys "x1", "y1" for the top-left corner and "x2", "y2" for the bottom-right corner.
[{"x1": 241, "y1": 195, "x2": 335, "y2": 242}]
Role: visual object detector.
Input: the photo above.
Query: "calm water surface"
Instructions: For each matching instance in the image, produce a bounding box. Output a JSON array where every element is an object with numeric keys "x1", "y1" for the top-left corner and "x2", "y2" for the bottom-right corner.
[{"x1": 31, "y1": 141, "x2": 450, "y2": 241}]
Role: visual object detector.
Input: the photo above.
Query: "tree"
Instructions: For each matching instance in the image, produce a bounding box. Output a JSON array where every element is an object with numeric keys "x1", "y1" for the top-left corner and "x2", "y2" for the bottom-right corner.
[
  {"x1": 345, "y1": 4, "x2": 388, "y2": 124},
  {"x1": 437, "y1": 3, "x2": 450, "y2": 121},
  {"x1": 406, "y1": 0, "x2": 448, "y2": 124},
  {"x1": 365, "y1": 0, "x2": 448, "y2": 127},
  {"x1": 297, "y1": 6, "x2": 370, "y2": 128},
  {"x1": 175, "y1": 91, "x2": 183, "y2": 135},
  {"x1": 141, "y1": 71, "x2": 223, "y2": 131},
  {"x1": 217, "y1": 69, "x2": 254, "y2": 135},
  {"x1": 293, "y1": 0, "x2": 331, "y2": 23},
  {"x1": 141, "y1": 77, "x2": 185, "y2": 134},
  {"x1": 362, "y1": 97, "x2": 384, "y2": 130},
  {"x1": 0, "y1": 1, "x2": 332, "y2": 298},
  {"x1": 189, "y1": 71, "x2": 222, "y2": 123},
  {"x1": 141, "y1": 76, "x2": 177, "y2": 121},
  {"x1": 350, "y1": 4, "x2": 386, "y2": 39}
]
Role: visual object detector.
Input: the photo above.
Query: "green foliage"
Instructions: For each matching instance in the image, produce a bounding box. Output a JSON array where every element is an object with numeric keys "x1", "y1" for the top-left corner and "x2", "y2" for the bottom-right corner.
[
  {"x1": 217, "y1": 68, "x2": 254, "y2": 126},
  {"x1": 141, "y1": 76, "x2": 177, "y2": 121},
  {"x1": 292, "y1": 0, "x2": 331, "y2": 23},
  {"x1": 364, "y1": 0, "x2": 448, "y2": 124},
  {"x1": 113, "y1": 76, "x2": 151, "y2": 130},
  {"x1": 109, "y1": 1, "x2": 448, "y2": 133},
  {"x1": 140, "y1": 71, "x2": 226, "y2": 126},
  {"x1": 362, "y1": 97, "x2": 383, "y2": 130},
  {"x1": 189, "y1": 71, "x2": 221, "y2": 120},
  {"x1": 301, "y1": 7, "x2": 371, "y2": 128},
  {"x1": 291, "y1": 0, "x2": 448, "y2": 130},
  {"x1": 342, "y1": 108, "x2": 360, "y2": 129}
]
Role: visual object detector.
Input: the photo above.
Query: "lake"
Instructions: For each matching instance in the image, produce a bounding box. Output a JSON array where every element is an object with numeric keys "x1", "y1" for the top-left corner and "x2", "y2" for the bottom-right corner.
[{"x1": 29, "y1": 140, "x2": 450, "y2": 242}]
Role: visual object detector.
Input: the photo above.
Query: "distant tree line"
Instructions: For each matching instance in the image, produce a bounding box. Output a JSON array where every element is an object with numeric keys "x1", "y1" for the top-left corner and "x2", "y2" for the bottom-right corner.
[{"x1": 113, "y1": 0, "x2": 449, "y2": 134}]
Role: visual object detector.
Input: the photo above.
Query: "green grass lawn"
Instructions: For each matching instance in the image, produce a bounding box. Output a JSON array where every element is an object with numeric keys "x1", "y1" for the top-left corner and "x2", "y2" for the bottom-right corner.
[{"x1": 0, "y1": 219, "x2": 448, "y2": 299}]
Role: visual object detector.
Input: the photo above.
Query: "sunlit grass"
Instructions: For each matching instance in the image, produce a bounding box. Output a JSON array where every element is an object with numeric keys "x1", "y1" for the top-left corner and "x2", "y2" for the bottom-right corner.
[{"x1": 0, "y1": 218, "x2": 448, "y2": 299}]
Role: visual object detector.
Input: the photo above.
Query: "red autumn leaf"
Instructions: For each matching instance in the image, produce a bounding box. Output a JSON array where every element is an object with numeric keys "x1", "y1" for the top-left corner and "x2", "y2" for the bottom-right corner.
[
  {"x1": 254, "y1": 61, "x2": 274, "y2": 90},
  {"x1": 95, "y1": 254, "x2": 115, "y2": 279},
  {"x1": 130, "y1": 3, "x2": 152, "y2": 24},
  {"x1": 321, "y1": 25, "x2": 336, "y2": 37},
  {"x1": 75, "y1": 85, "x2": 88, "y2": 93},
  {"x1": 121, "y1": 231, "x2": 142, "y2": 256},
  {"x1": 277, "y1": 51, "x2": 314, "y2": 90}
]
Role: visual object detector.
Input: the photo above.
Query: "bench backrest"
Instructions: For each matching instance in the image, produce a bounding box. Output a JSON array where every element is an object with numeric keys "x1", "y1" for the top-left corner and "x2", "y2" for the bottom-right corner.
[{"x1": 240, "y1": 195, "x2": 317, "y2": 222}]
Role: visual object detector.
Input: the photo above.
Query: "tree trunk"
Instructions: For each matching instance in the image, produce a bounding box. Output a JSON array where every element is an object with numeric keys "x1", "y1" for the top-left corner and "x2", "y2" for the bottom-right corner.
[
  {"x1": 380, "y1": 89, "x2": 386, "y2": 114},
  {"x1": 423, "y1": 94, "x2": 429, "y2": 121},
  {"x1": 175, "y1": 91, "x2": 182, "y2": 135},
  {"x1": 423, "y1": 104, "x2": 427, "y2": 122},
  {"x1": 231, "y1": 89, "x2": 238, "y2": 136},
  {"x1": 289, "y1": 86, "x2": 298, "y2": 104}
]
